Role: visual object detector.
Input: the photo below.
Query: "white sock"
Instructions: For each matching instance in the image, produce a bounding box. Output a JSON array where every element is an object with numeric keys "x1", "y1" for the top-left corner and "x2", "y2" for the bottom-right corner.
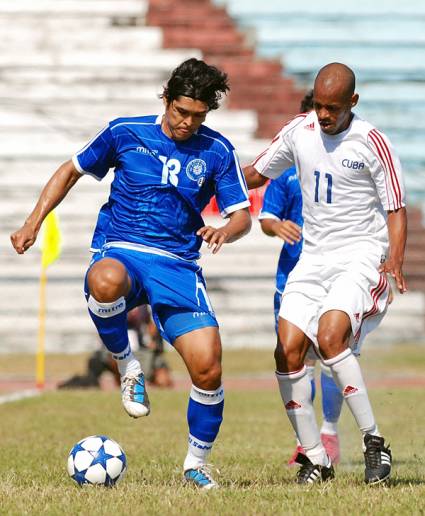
[
  {"x1": 306, "y1": 365, "x2": 315, "y2": 382},
  {"x1": 321, "y1": 420, "x2": 338, "y2": 435},
  {"x1": 183, "y1": 434, "x2": 213, "y2": 471},
  {"x1": 323, "y1": 349, "x2": 379, "y2": 436},
  {"x1": 113, "y1": 344, "x2": 142, "y2": 377},
  {"x1": 276, "y1": 367, "x2": 328, "y2": 466},
  {"x1": 293, "y1": 366, "x2": 315, "y2": 445}
]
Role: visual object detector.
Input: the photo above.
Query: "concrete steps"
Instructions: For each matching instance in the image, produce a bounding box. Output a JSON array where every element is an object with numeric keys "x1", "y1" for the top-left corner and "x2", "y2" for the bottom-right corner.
[
  {"x1": 0, "y1": 0, "x2": 147, "y2": 17},
  {"x1": 1, "y1": 0, "x2": 424, "y2": 353},
  {"x1": 146, "y1": 0, "x2": 304, "y2": 138}
]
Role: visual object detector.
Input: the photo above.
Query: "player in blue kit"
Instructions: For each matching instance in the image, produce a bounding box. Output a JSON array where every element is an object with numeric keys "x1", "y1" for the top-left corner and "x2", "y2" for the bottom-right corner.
[
  {"x1": 11, "y1": 58, "x2": 251, "y2": 489},
  {"x1": 260, "y1": 167, "x2": 344, "y2": 465}
]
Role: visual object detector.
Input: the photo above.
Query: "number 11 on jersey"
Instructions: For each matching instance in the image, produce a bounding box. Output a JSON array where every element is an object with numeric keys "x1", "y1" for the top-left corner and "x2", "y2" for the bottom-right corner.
[{"x1": 314, "y1": 171, "x2": 333, "y2": 204}]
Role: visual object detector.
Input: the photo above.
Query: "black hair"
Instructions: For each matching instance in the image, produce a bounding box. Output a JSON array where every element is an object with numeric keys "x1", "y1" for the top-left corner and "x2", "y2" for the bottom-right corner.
[
  {"x1": 300, "y1": 89, "x2": 313, "y2": 112},
  {"x1": 161, "y1": 58, "x2": 229, "y2": 111}
]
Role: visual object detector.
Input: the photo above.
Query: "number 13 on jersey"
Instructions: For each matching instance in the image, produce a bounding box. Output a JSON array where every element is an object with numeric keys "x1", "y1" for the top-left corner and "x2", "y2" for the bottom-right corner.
[
  {"x1": 159, "y1": 155, "x2": 181, "y2": 186},
  {"x1": 314, "y1": 170, "x2": 333, "y2": 204}
]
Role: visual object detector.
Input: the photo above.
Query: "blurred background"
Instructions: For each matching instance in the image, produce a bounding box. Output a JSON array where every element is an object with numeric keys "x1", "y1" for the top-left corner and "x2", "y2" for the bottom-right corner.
[{"x1": 0, "y1": 0, "x2": 424, "y2": 365}]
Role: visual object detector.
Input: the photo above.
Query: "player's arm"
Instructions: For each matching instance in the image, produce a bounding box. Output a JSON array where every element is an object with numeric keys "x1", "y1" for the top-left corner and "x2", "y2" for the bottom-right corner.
[
  {"x1": 197, "y1": 208, "x2": 251, "y2": 254},
  {"x1": 367, "y1": 129, "x2": 407, "y2": 293},
  {"x1": 10, "y1": 160, "x2": 82, "y2": 254},
  {"x1": 379, "y1": 207, "x2": 408, "y2": 293},
  {"x1": 243, "y1": 164, "x2": 268, "y2": 189},
  {"x1": 244, "y1": 117, "x2": 301, "y2": 189},
  {"x1": 260, "y1": 218, "x2": 302, "y2": 245}
]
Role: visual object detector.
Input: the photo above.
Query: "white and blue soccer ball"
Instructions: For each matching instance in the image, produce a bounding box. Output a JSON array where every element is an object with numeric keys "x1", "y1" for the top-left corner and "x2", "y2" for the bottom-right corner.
[{"x1": 67, "y1": 435, "x2": 127, "y2": 486}]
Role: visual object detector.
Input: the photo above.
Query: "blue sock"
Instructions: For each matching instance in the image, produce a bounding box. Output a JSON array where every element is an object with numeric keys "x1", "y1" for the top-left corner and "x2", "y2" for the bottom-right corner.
[
  {"x1": 321, "y1": 370, "x2": 344, "y2": 423},
  {"x1": 184, "y1": 385, "x2": 224, "y2": 471},
  {"x1": 87, "y1": 295, "x2": 128, "y2": 354}
]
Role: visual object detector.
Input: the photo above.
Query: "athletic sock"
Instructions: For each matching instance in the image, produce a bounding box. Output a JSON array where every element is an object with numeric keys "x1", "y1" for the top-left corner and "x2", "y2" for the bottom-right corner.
[
  {"x1": 276, "y1": 367, "x2": 328, "y2": 466},
  {"x1": 183, "y1": 385, "x2": 224, "y2": 471},
  {"x1": 323, "y1": 349, "x2": 379, "y2": 436},
  {"x1": 321, "y1": 420, "x2": 338, "y2": 435},
  {"x1": 112, "y1": 344, "x2": 142, "y2": 377},
  {"x1": 320, "y1": 363, "x2": 344, "y2": 431},
  {"x1": 87, "y1": 295, "x2": 141, "y2": 377},
  {"x1": 306, "y1": 365, "x2": 316, "y2": 402}
]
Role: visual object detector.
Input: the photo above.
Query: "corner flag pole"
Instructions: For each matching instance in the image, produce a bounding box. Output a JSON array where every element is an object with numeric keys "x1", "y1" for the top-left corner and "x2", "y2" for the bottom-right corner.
[
  {"x1": 36, "y1": 267, "x2": 48, "y2": 389},
  {"x1": 36, "y1": 211, "x2": 61, "y2": 389}
]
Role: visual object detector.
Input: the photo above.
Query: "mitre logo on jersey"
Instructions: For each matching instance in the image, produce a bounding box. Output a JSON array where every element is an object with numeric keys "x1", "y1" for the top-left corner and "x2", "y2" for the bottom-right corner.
[
  {"x1": 186, "y1": 159, "x2": 207, "y2": 186},
  {"x1": 342, "y1": 159, "x2": 365, "y2": 170},
  {"x1": 304, "y1": 122, "x2": 315, "y2": 131},
  {"x1": 136, "y1": 146, "x2": 158, "y2": 157}
]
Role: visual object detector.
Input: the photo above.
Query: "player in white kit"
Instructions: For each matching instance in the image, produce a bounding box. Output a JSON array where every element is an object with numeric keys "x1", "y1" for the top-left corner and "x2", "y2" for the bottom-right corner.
[{"x1": 244, "y1": 63, "x2": 407, "y2": 485}]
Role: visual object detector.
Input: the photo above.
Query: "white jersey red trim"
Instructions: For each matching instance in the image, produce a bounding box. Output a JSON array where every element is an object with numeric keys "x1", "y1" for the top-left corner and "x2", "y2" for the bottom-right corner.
[
  {"x1": 252, "y1": 111, "x2": 406, "y2": 255},
  {"x1": 252, "y1": 114, "x2": 307, "y2": 168},
  {"x1": 367, "y1": 129, "x2": 403, "y2": 209}
]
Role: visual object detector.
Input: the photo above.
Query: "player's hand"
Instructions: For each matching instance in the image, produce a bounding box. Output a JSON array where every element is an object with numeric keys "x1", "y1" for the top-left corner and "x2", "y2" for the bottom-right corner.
[
  {"x1": 271, "y1": 220, "x2": 302, "y2": 245},
  {"x1": 10, "y1": 223, "x2": 39, "y2": 254},
  {"x1": 197, "y1": 225, "x2": 229, "y2": 254},
  {"x1": 379, "y1": 258, "x2": 407, "y2": 294},
  {"x1": 388, "y1": 283, "x2": 394, "y2": 304}
]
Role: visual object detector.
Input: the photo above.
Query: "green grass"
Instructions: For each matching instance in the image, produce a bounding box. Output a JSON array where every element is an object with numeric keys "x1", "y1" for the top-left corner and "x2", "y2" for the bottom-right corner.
[{"x1": 1, "y1": 346, "x2": 425, "y2": 515}]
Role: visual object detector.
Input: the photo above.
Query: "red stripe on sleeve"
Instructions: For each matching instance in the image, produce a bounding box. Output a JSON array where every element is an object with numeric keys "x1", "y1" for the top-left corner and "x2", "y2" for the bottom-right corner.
[{"x1": 369, "y1": 129, "x2": 402, "y2": 208}]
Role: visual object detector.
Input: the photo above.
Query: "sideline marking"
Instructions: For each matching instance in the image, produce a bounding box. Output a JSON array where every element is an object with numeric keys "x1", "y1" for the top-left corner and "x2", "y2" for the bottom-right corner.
[{"x1": 0, "y1": 389, "x2": 40, "y2": 405}]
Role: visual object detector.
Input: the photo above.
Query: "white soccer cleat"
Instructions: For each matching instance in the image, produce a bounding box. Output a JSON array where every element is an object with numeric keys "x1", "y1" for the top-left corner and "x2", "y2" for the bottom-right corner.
[
  {"x1": 184, "y1": 465, "x2": 219, "y2": 490},
  {"x1": 121, "y1": 372, "x2": 150, "y2": 418}
]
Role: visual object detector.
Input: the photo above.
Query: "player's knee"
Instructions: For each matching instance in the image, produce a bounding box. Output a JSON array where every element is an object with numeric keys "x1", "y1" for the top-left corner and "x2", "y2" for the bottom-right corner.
[
  {"x1": 88, "y1": 259, "x2": 129, "y2": 301},
  {"x1": 317, "y1": 329, "x2": 346, "y2": 359},
  {"x1": 193, "y1": 362, "x2": 222, "y2": 390},
  {"x1": 274, "y1": 340, "x2": 303, "y2": 372}
]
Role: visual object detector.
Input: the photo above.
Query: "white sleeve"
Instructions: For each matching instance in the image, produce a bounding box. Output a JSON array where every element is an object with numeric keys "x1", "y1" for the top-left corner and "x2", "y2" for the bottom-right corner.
[
  {"x1": 367, "y1": 129, "x2": 406, "y2": 211},
  {"x1": 258, "y1": 211, "x2": 281, "y2": 221},
  {"x1": 251, "y1": 115, "x2": 306, "y2": 179}
]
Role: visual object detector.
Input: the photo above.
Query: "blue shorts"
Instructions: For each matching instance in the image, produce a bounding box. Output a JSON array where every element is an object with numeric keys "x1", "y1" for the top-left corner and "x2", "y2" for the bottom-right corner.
[{"x1": 85, "y1": 247, "x2": 218, "y2": 344}]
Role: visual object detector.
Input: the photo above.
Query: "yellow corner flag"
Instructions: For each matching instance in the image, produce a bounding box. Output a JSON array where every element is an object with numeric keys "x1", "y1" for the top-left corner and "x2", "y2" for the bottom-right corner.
[
  {"x1": 37, "y1": 210, "x2": 62, "y2": 389},
  {"x1": 41, "y1": 211, "x2": 61, "y2": 269}
]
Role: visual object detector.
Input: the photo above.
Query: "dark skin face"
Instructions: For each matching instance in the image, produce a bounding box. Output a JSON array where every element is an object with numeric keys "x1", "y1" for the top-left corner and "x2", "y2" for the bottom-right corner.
[
  {"x1": 162, "y1": 96, "x2": 208, "y2": 141},
  {"x1": 313, "y1": 75, "x2": 359, "y2": 135}
]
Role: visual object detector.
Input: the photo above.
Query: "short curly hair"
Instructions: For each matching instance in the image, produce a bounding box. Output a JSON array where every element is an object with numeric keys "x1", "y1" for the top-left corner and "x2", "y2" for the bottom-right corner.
[
  {"x1": 300, "y1": 89, "x2": 313, "y2": 112},
  {"x1": 161, "y1": 58, "x2": 229, "y2": 111}
]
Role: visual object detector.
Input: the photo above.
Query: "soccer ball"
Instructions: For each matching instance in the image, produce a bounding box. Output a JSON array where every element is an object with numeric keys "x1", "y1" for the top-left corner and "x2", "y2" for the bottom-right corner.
[{"x1": 67, "y1": 435, "x2": 127, "y2": 486}]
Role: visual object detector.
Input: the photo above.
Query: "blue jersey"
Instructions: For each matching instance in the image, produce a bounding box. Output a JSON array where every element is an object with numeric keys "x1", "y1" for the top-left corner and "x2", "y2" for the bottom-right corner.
[
  {"x1": 259, "y1": 167, "x2": 303, "y2": 293},
  {"x1": 73, "y1": 115, "x2": 250, "y2": 260}
]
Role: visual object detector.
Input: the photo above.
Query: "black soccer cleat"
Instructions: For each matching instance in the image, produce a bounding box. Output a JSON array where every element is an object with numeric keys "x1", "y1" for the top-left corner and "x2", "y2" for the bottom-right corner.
[
  {"x1": 295, "y1": 453, "x2": 335, "y2": 484},
  {"x1": 363, "y1": 434, "x2": 392, "y2": 485}
]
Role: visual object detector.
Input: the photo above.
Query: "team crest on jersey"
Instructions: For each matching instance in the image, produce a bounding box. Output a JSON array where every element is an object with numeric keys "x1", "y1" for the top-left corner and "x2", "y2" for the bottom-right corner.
[{"x1": 186, "y1": 159, "x2": 207, "y2": 186}]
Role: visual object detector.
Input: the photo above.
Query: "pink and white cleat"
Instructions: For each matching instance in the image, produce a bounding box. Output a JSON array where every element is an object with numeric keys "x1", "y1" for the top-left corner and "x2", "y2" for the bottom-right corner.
[
  {"x1": 321, "y1": 433, "x2": 340, "y2": 465},
  {"x1": 288, "y1": 445, "x2": 305, "y2": 467}
]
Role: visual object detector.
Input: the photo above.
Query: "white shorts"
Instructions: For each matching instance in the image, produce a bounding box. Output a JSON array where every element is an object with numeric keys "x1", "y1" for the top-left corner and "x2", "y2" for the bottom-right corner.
[{"x1": 279, "y1": 250, "x2": 390, "y2": 355}]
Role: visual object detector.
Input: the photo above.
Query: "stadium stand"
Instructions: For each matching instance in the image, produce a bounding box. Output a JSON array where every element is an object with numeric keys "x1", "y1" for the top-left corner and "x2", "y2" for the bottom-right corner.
[
  {"x1": 0, "y1": 0, "x2": 424, "y2": 354},
  {"x1": 146, "y1": 0, "x2": 304, "y2": 138}
]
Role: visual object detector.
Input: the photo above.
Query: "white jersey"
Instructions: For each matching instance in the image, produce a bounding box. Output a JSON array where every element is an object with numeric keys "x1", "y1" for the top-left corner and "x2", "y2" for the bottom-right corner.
[{"x1": 253, "y1": 111, "x2": 405, "y2": 256}]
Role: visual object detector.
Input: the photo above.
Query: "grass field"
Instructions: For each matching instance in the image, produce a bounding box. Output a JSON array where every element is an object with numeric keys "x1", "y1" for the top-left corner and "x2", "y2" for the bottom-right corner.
[{"x1": 1, "y1": 345, "x2": 424, "y2": 515}]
